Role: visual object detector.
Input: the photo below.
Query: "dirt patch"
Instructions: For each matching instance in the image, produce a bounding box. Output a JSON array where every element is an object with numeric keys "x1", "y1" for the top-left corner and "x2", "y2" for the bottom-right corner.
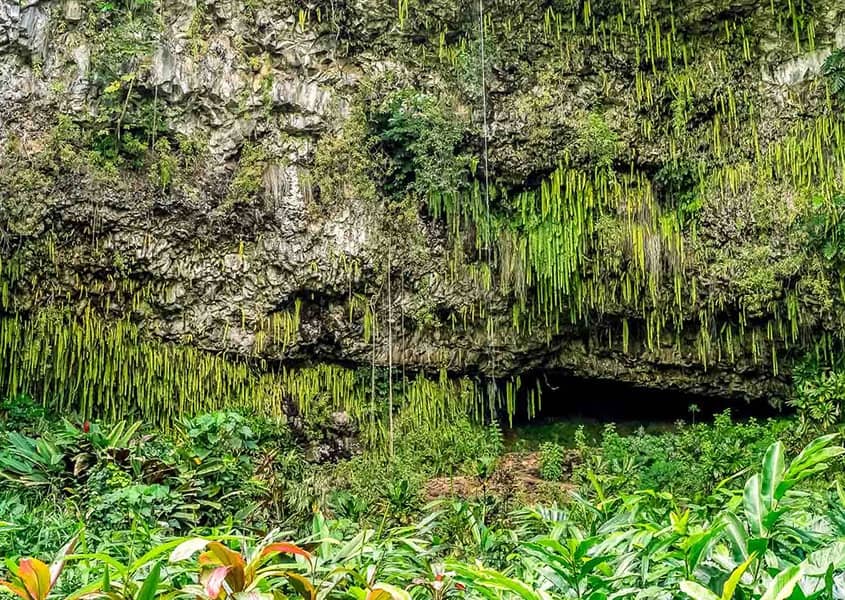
[{"x1": 424, "y1": 451, "x2": 576, "y2": 503}]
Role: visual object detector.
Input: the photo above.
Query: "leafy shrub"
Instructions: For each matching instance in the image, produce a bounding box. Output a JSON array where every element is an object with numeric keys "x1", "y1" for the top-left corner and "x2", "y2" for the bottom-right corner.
[
  {"x1": 823, "y1": 47, "x2": 845, "y2": 101},
  {"x1": 0, "y1": 493, "x2": 79, "y2": 560},
  {"x1": 328, "y1": 490, "x2": 368, "y2": 522},
  {"x1": 588, "y1": 411, "x2": 795, "y2": 499},
  {"x1": 0, "y1": 394, "x2": 45, "y2": 433},
  {"x1": 805, "y1": 193, "x2": 845, "y2": 270},
  {"x1": 153, "y1": 137, "x2": 176, "y2": 191},
  {"x1": 653, "y1": 159, "x2": 702, "y2": 223},
  {"x1": 539, "y1": 442, "x2": 566, "y2": 481},
  {"x1": 330, "y1": 415, "x2": 502, "y2": 523},
  {"x1": 91, "y1": 482, "x2": 181, "y2": 529},
  {"x1": 370, "y1": 89, "x2": 471, "y2": 199},
  {"x1": 791, "y1": 356, "x2": 845, "y2": 431},
  {"x1": 395, "y1": 416, "x2": 503, "y2": 477},
  {"x1": 575, "y1": 112, "x2": 619, "y2": 170},
  {"x1": 181, "y1": 411, "x2": 259, "y2": 457},
  {"x1": 0, "y1": 409, "x2": 311, "y2": 543}
]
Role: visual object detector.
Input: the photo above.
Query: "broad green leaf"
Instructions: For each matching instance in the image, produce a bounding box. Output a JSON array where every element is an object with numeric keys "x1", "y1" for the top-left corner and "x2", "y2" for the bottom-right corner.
[
  {"x1": 136, "y1": 562, "x2": 161, "y2": 600},
  {"x1": 721, "y1": 513, "x2": 749, "y2": 562},
  {"x1": 804, "y1": 541, "x2": 845, "y2": 576},
  {"x1": 679, "y1": 581, "x2": 720, "y2": 600},
  {"x1": 575, "y1": 536, "x2": 603, "y2": 561},
  {"x1": 747, "y1": 537, "x2": 769, "y2": 559},
  {"x1": 448, "y1": 562, "x2": 539, "y2": 600},
  {"x1": 759, "y1": 565, "x2": 804, "y2": 600},
  {"x1": 686, "y1": 526, "x2": 724, "y2": 573},
  {"x1": 743, "y1": 475, "x2": 765, "y2": 537},
  {"x1": 721, "y1": 552, "x2": 756, "y2": 600},
  {"x1": 785, "y1": 435, "x2": 842, "y2": 481},
  {"x1": 761, "y1": 442, "x2": 785, "y2": 509}
]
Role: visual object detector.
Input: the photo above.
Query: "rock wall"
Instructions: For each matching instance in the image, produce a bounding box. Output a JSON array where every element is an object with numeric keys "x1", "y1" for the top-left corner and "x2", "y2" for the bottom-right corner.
[{"x1": 2, "y1": 0, "x2": 845, "y2": 411}]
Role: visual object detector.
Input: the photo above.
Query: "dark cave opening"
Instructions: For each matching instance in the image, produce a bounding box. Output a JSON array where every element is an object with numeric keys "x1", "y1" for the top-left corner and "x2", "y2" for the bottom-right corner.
[{"x1": 503, "y1": 370, "x2": 790, "y2": 428}]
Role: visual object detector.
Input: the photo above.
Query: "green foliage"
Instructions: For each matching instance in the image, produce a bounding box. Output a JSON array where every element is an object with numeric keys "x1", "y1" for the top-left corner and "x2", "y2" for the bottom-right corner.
[
  {"x1": 654, "y1": 159, "x2": 702, "y2": 224},
  {"x1": 84, "y1": 0, "x2": 162, "y2": 173},
  {"x1": 226, "y1": 141, "x2": 269, "y2": 206},
  {"x1": 370, "y1": 89, "x2": 471, "y2": 199},
  {"x1": 0, "y1": 430, "x2": 65, "y2": 490},
  {"x1": 329, "y1": 415, "x2": 503, "y2": 521},
  {"x1": 791, "y1": 356, "x2": 845, "y2": 432},
  {"x1": 585, "y1": 411, "x2": 795, "y2": 499},
  {"x1": 2, "y1": 434, "x2": 845, "y2": 600},
  {"x1": 0, "y1": 409, "x2": 311, "y2": 540},
  {"x1": 805, "y1": 193, "x2": 845, "y2": 271},
  {"x1": 0, "y1": 494, "x2": 79, "y2": 561},
  {"x1": 152, "y1": 138, "x2": 176, "y2": 191},
  {"x1": 538, "y1": 442, "x2": 565, "y2": 481},
  {"x1": 574, "y1": 112, "x2": 619, "y2": 171},
  {"x1": 823, "y1": 48, "x2": 845, "y2": 101},
  {"x1": 181, "y1": 411, "x2": 259, "y2": 456},
  {"x1": 313, "y1": 106, "x2": 380, "y2": 205},
  {"x1": 90, "y1": 480, "x2": 181, "y2": 529},
  {"x1": 0, "y1": 395, "x2": 45, "y2": 433}
]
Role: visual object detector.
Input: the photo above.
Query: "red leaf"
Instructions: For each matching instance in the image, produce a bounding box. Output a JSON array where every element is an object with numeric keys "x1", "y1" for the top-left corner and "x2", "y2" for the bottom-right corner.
[
  {"x1": 259, "y1": 542, "x2": 312, "y2": 562},
  {"x1": 203, "y1": 566, "x2": 231, "y2": 600}
]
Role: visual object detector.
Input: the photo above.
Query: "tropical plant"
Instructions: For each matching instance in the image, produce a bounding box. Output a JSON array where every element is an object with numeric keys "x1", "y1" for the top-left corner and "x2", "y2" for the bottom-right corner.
[
  {"x1": 0, "y1": 431, "x2": 65, "y2": 489},
  {"x1": 369, "y1": 88, "x2": 471, "y2": 199},
  {"x1": 823, "y1": 48, "x2": 845, "y2": 101},
  {"x1": 449, "y1": 435, "x2": 845, "y2": 600},
  {"x1": 0, "y1": 536, "x2": 77, "y2": 600},
  {"x1": 169, "y1": 537, "x2": 313, "y2": 599},
  {"x1": 539, "y1": 442, "x2": 566, "y2": 481},
  {"x1": 0, "y1": 395, "x2": 45, "y2": 432},
  {"x1": 790, "y1": 356, "x2": 845, "y2": 431}
]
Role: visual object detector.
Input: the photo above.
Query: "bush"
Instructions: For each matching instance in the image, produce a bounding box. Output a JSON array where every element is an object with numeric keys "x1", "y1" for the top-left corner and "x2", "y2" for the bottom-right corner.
[
  {"x1": 823, "y1": 47, "x2": 845, "y2": 102},
  {"x1": 805, "y1": 193, "x2": 845, "y2": 271},
  {"x1": 329, "y1": 415, "x2": 503, "y2": 524},
  {"x1": 575, "y1": 112, "x2": 619, "y2": 170},
  {"x1": 653, "y1": 159, "x2": 702, "y2": 223},
  {"x1": 791, "y1": 356, "x2": 845, "y2": 431},
  {"x1": 0, "y1": 394, "x2": 45, "y2": 433},
  {"x1": 585, "y1": 411, "x2": 795, "y2": 499},
  {"x1": 539, "y1": 442, "x2": 566, "y2": 481},
  {"x1": 370, "y1": 89, "x2": 471, "y2": 199}
]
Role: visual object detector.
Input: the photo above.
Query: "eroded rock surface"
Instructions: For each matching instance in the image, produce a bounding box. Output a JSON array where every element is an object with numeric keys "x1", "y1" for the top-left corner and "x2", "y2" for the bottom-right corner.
[{"x1": 2, "y1": 0, "x2": 845, "y2": 406}]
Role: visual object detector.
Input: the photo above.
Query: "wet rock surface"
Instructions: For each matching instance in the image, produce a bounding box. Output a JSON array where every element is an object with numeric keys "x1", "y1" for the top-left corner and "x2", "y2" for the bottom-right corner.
[{"x1": 2, "y1": 0, "x2": 845, "y2": 405}]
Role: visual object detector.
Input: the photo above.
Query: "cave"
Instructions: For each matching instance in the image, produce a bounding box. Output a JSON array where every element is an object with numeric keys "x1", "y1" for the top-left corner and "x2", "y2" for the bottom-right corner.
[{"x1": 504, "y1": 370, "x2": 790, "y2": 428}]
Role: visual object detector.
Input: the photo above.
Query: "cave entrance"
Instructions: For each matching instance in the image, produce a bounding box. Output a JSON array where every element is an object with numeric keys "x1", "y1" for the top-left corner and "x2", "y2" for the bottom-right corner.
[{"x1": 501, "y1": 370, "x2": 789, "y2": 448}]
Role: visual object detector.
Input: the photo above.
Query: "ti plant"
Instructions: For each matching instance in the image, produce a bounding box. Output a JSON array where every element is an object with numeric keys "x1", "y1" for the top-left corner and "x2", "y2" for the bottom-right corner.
[
  {"x1": 0, "y1": 536, "x2": 77, "y2": 600},
  {"x1": 169, "y1": 537, "x2": 314, "y2": 599}
]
